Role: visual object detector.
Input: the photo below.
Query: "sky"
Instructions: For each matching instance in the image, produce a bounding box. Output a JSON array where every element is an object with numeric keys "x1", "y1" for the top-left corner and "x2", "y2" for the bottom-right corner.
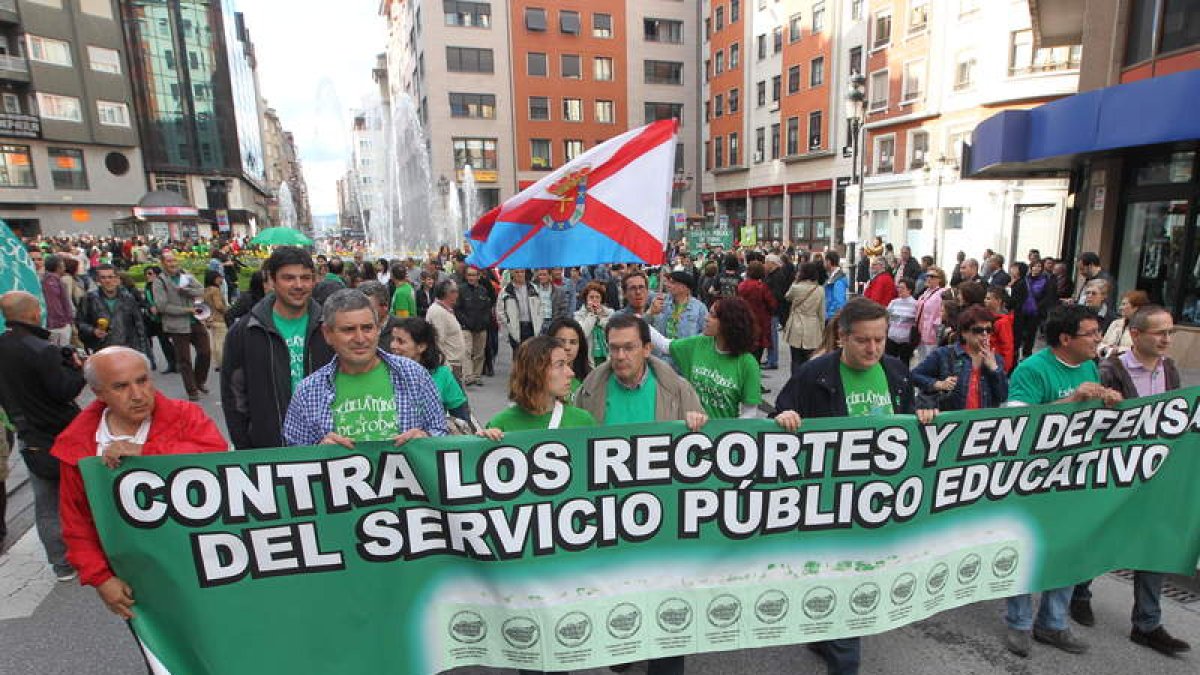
[{"x1": 236, "y1": 0, "x2": 387, "y2": 217}]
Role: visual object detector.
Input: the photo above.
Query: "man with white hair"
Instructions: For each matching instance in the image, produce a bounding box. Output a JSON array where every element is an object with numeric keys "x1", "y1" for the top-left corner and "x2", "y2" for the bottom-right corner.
[{"x1": 51, "y1": 346, "x2": 228, "y2": 618}]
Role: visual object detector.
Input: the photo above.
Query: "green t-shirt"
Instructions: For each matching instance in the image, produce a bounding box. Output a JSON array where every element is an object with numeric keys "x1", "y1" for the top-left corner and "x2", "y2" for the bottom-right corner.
[
  {"x1": 840, "y1": 362, "x2": 894, "y2": 418},
  {"x1": 273, "y1": 311, "x2": 309, "y2": 392},
  {"x1": 604, "y1": 367, "x2": 658, "y2": 425},
  {"x1": 486, "y1": 404, "x2": 595, "y2": 431},
  {"x1": 391, "y1": 283, "x2": 416, "y2": 318},
  {"x1": 331, "y1": 361, "x2": 397, "y2": 441},
  {"x1": 1007, "y1": 347, "x2": 1099, "y2": 406},
  {"x1": 430, "y1": 364, "x2": 467, "y2": 411},
  {"x1": 668, "y1": 335, "x2": 761, "y2": 419},
  {"x1": 103, "y1": 295, "x2": 118, "y2": 315},
  {"x1": 570, "y1": 377, "x2": 582, "y2": 397}
]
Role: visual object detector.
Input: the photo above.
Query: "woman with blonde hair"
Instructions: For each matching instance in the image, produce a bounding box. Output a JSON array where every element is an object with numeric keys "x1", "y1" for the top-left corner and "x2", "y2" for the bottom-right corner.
[
  {"x1": 1099, "y1": 289, "x2": 1150, "y2": 358},
  {"x1": 913, "y1": 266, "x2": 948, "y2": 360},
  {"x1": 203, "y1": 270, "x2": 229, "y2": 369}
]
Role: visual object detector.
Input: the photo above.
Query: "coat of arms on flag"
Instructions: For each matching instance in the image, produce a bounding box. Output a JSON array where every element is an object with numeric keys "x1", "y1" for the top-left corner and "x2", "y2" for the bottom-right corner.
[{"x1": 466, "y1": 119, "x2": 679, "y2": 269}]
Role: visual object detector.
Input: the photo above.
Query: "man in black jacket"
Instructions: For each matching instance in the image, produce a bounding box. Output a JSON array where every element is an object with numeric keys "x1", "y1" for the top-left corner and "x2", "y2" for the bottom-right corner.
[
  {"x1": 774, "y1": 298, "x2": 935, "y2": 675},
  {"x1": 221, "y1": 247, "x2": 334, "y2": 450},
  {"x1": 0, "y1": 291, "x2": 86, "y2": 580},
  {"x1": 76, "y1": 264, "x2": 148, "y2": 355},
  {"x1": 456, "y1": 266, "x2": 494, "y2": 386}
]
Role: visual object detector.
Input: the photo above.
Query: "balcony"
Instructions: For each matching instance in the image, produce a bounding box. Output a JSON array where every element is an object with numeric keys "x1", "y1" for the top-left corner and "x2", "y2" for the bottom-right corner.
[
  {"x1": 0, "y1": 0, "x2": 16, "y2": 24},
  {"x1": 0, "y1": 53, "x2": 29, "y2": 83}
]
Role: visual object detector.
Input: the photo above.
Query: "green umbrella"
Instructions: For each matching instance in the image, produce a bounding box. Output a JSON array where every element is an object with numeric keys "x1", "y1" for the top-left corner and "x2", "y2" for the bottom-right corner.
[{"x1": 251, "y1": 227, "x2": 313, "y2": 247}]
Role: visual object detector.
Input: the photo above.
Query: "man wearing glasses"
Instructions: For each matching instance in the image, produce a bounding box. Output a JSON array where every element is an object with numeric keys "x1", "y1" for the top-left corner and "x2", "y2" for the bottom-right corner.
[{"x1": 1001, "y1": 304, "x2": 1122, "y2": 658}]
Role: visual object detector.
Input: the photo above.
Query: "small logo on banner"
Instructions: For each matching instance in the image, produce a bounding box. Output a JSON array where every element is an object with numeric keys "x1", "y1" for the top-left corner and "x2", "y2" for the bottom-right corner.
[
  {"x1": 448, "y1": 610, "x2": 488, "y2": 644},
  {"x1": 656, "y1": 598, "x2": 694, "y2": 633},
  {"x1": 992, "y1": 547, "x2": 1019, "y2": 578},
  {"x1": 554, "y1": 611, "x2": 593, "y2": 648},
  {"x1": 891, "y1": 573, "x2": 917, "y2": 606},
  {"x1": 957, "y1": 554, "x2": 982, "y2": 585},
  {"x1": 707, "y1": 594, "x2": 743, "y2": 628},
  {"x1": 926, "y1": 563, "x2": 950, "y2": 595},
  {"x1": 754, "y1": 590, "x2": 790, "y2": 624},
  {"x1": 802, "y1": 587, "x2": 837, "y2": 621},
  {"x1": 606, "y1": 603, "x2": 643, "y2": 639},
  {"x1": 502, "y1": 617, "x2": 541, "y2": 650},
  {"x1": 850, "y1": 583, "x2": 881, "y2": 616}
]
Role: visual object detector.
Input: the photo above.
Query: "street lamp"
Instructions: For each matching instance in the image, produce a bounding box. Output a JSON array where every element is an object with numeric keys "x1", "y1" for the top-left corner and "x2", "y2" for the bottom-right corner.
[
  {"x1": 924, "y1": 154, "x2": 957, "y2": 266},
  {"x1": 844, "y1": 73, "x2": 867, "y2": 265}
]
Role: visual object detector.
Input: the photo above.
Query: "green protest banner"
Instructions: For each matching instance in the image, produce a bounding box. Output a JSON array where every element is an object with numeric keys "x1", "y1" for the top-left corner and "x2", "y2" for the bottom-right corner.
[{"x1": 82, "y1": 389, "x2": 1200, "y2": 674}]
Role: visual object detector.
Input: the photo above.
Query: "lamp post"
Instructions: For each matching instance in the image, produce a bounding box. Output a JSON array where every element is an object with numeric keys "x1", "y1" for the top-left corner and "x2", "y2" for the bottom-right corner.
[
  {"x1": 925, "y1": 154, "x2": 957, "y2": 266},
  {"x1": 845, "y1": 73, "x2": 866, "y2": 269}
]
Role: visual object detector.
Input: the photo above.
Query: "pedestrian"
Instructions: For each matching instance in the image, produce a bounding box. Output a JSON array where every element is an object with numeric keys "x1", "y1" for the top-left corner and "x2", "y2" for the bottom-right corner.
[
  {"x1": 50, "y1": 347, "x2": 228, "y2": 617},
  {"x1": 425, "y1": 279, "x2": 466, "y2": 381},
  {"x1": 574, "y1": 281, "x2": 614, "y2": 367},
  {"x1": 1098, "y1": 290, "x2": 1151, "y2": 358},
  {"x1": 221, "y1": 246, "x2": 334, "y2": 450},
  {"x1": 884, "y1": 277, "x2": 918, "y2": 364},
  {"x1": 1010, "y1": 260, "x2": 1056, "y2": 361},
  {"x1": 912, "y1": 305, "x2": 1009, "y2": 410},
  {"x1": 532, "y1": 268, "x2": 570, "y2": 328},
  {"x1": 547, "y1": 317, "x2": 591, "y2": 397},
  {"x1": 478, "y1": 334, "x2": 595, "y2": 439},
  {"x1": 357, "y1": 280, "x2": 401, "y2": 351},
  {"x1": 763, "y1": 254, "x2": 790, "y2": 370},
  {"x1": 616, "y1": 269, "x2": 655, "y2": 317},
  {"x1": 782, "y1": 262, "x2": 825, "y2": 375},
  {"x1": 390, "y1": 317, "x2": 471, "y2": 425},
  {"x1": 225, "y1": 269, "x2": 267, "y2": 327},
  {"x1": 389, "y1": 265, "x2": 416, "y2": 318},
  {"x1": 499, "y1": 269, "x2": 541, "y2": 352},
  {"x1": 824, "y1": 250, "x2": 848, "y2": 321},
  {"x1": 0, "y1": 291, "x2": 87, "y2": 581},
  {"x1": 41, "y1": 254, "x2": 75, "y2": 348},
  {"x1": 1075, "y1": 252, "x2": 1116, "y2": 321},
  {"x1": 646, "y1": 270, "x2": 708, "y2": 369},
  {"x1": 415, "y1": 271, "x2": 436, "y2": 317},
  {"x1": 455, "y1": 266, "x2": 494, "y2": 386},
  {"x1": 862, "y1": 257, "x2": 897, "y2": 307},
  {"x1": 151, "y1": 251, "x2": 210, "y2": 401},
  {"x1": 141, "y1": 266, "x2": 176, "y2": 372},
  {"x1": 1001, "y1": 304, "x2": 1122, "y2": 658},
  {"x1": 76, "y1": 264, "x2": 148, "y2": 356},
  {"x1": 282, "y1": 289, "x2": 447, "y2": 447},
  {"x1": 983, "y1": 287, "x2": 1016, "y2": 372},
  {"x1": 738, "y1": 261, "x2": 777, "y2": 366},
  {"x1": 203, "y1": 270, "x2": 229, "y2": 370}
]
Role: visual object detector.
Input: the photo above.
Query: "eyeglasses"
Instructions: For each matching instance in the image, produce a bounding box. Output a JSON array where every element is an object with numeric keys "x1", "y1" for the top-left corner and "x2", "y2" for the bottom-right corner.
[{"x1": 968, "y1": 326, "x2": 994, "y2": 335}]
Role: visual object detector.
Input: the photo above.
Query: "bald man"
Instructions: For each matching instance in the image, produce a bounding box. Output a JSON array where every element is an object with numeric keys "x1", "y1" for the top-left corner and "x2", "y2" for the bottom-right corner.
[
  {"x1": 0, "y1": 291, "x2": 86, "y2": 580},
  {"x1": 51, "y1": 347, "x2": 227, "y2": 618}
]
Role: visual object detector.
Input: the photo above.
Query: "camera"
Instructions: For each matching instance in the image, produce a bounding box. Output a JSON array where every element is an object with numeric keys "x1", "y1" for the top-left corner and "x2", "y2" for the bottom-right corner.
[{"x1": 60, "y1": 346, "x2": 86, "y2": 369}]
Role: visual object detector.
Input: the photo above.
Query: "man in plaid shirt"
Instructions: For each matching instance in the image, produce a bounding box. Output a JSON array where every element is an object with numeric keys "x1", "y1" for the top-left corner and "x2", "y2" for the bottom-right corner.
[{"x1": 283, "y1": 289, "x2": 447, "y2": 447}]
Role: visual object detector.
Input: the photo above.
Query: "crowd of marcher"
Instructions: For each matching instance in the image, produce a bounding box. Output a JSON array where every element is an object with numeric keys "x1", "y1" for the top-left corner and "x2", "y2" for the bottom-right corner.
[{"x1": 0, "y1": 231, "x2": 1191, "y2": 674}]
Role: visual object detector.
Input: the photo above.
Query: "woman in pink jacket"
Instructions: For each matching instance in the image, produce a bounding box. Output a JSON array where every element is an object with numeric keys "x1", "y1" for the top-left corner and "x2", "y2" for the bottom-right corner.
[{"x1": 914, "y1": 266, "x2": 947, "y2": 361}]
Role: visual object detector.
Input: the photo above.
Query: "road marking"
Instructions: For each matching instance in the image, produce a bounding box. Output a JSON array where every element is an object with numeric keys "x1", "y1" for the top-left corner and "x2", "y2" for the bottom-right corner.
[{"x1": 0, "y1": 529, "x2": 57, "y2": 620}]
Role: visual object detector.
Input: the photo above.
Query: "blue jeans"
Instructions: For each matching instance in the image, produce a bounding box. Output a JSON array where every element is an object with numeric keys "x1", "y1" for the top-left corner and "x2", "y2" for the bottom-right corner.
[
  {"x1": 766, "y1": 316, "x2": 780, "y2": 367},
  {"x1": 29, "y1": 471, "x2": 70, "y2": 575},
  {"x1": 1005, "y1": 587, "x2": 1072, "y2": 631},
  {"x1": 1074, "y1": 574, "x2": 1164, "y2": 632},
  {"x1": 810, "y1": 638, "x2": 860, "y2": 675}
]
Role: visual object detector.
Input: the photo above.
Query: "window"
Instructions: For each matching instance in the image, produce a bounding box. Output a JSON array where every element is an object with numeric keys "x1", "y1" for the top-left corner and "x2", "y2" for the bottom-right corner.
[
  {"x1": 756, "y1": 80, "x2": 766, "y2": 106},
  {"x1": 704, "y1": 59, "x2": 711, "y2": 81},
  {"x1": 773, "y1": 26, "x2": 783, "y2": 53},
  {"x1": 715, "y1": 50, "x2": 724, "y2": 74},
  {"x1": 446, "y1": 46, "x2": 494, "y2": 72},
  {"x1": 453, "y1": 137, "x2": 498, "y2": 170},
  {"x1": 947, "y1": 129, "x2": 971, "y2": 162},
  {"x1": 771, "y1": 75, "x2": 781, "y2": 101},
  {"x1": 757, "y1": 34, "x2": 766, "y2": 60},
  {"x1": 531, "y1": 139, "x2": 552, "y2": 170},
  {"x1": 755, "y1": 127, "x2": 765, "y2": 162},
  {"x1": 715, "y1": 6, "x2": 724, "y2": 30},
  {"x1": 560, "y1": 10, "x2": 580, "y2": 34},
  {"x1": 789, "y1": 13, "x2": 803, "y2": 42},
  {"x1": 674, "y1": 144, "x2": 685, "y2": 173},
  {"x1": 902, "y1": 59, "x2": 924, "y2": 101},
  {"x1": 786, "y1": 117, "x2": 799, "y2": 155},
  {"x1": 644, "y1": 18, "x2": 683, "y2": 43},
  {"x1": 852, "y1": 0, "x2": 864, "y2": 20},
  {"x1": 810, "y1": 56, "x2": 824, "y2": 86},
  {"x1": 729, "y1": 132, "x2": 739, "y2": 165},
  {"x1": 594, "y1": 56, "x2": 613, "y2": 81},
  {"x1": 49, "y1": 147, "x2": 87, "y2": 190},
  {"x1": 1162, "y1": 0, "x2": 1200, "y2": 53},
  {"x1": 849, "y1": 46, "x2": 863, "y2": 75},
  {"x1": 584, "y1": 12, "x2": 608, "y2": 39},
  {"x1": 790, "y1": 192, "x2": 830, "y2": 244},
  {"x1": 770, "y1": 123, "x2": 780, "y2": 159},
  {"x1": 528, "y1": 96, "x2": 549, "y2": 120},
  {"x1": 731, "y1": 0, "x2": 740, "y2": 22},
  {"x1": 527, "y1": 52, "x2": 547, "y2": 76},
  {"x1": 808, "y1": 110, "x2": 822, "y2": 150},
  {"x1": 705, "y1": 141, "x2": 711, "y2": 171},
  {"x1": 873, "y1": 13, "x2": 892, "y2": 48},
  {"x1": 871, "y1": 210, "x2": 890, "y2": 238},
  {"x1": 561, "y1": 54, "x2": 581, "y2": 78},
  {"x1": 449, "y1": 92, "x2": 496, "y2": 119},
  {"x1": 787, "y1": 65, "x2": 801, "y2": 93},
  {"x1": 1125, "y1": 0, "x2": 1157, "y2": 64},
  {"x1": 1, "y1": 94, "x2": 20, "y2": 114},
  {"x1": 564, "y1": 139, "x2": 584, "y2": 161},
  {"x1": 645, "y1": 60, "x2": 684, "y2": 85},
  {"x1": 444, "y1": 1, "x2": 491, "y2": 28},
  {"x1": 944, "y1": 207, "x2": 965, "y2": 230},
  {"x1": 909, "y1": 130, "x2": 929, "y2": 169},
  {"x1": 714, "y1": 136, "x2": 724, "y2": 168},
  {"x1": 595, "y1": 100, "x2": 615, "y2": 124},
  {"x1": 87, "y1": 46, "x2": 121, "y2": 74},
  {"x1": 705, "y1": 100, "x2": 710, "y2": 121},
  {"x1": 705, "y1": 17, "x2": 711, "y2": 40},
  {"x1": 875, "y1": 135, "x2": 895, "y2": 173},
  {"x1": 644, "y1": 102, "x2": 683, "y2": 124},
  {"x1": 955, "y1": 53, "x2": 976, "y2": 90},
  {"x1": 753, "y1": 196, "x2": 784, "y2": 241},
  {"x1": 1009, "y1": 29, "x2": 1082, "y2": 75},
  {"x1": 563, "y1": 98, "x2": 583, "y2": 122},
  {"x1": 37, "y1": 93, "x2": 82, "y2": 122},
  {"x1": 525, "y1": 7, "x2": 547, "y2": 31},
  {"x1": 868, "y1": 69, "x2": 889, "y2": 111},
  {"x1": 714, "y1": 93, "x2": 724, "y2": 117},
  {"x1": 729, "y1": 88, "x2": 739, "y2": 113},
  {"x1": 0, "y1": 144, "x2": 34, "y2": 187},
  {"x1": 908, "y1": 0, "x2": 929, "y2": 34},
  {"x1": 730, "y1": 43, "x2": 740, "y2": 69},
  {"x1": 812, "y1": 2, "x2": 825, "y2": 32},
  {"x1": 26, "y1": 35, "x2": 71, "y2": 66}
]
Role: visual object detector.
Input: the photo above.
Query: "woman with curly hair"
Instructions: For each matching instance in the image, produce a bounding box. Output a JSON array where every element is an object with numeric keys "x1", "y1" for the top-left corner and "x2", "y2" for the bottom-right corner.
[
  {"x1": 737, "y1": 260, "x2": 777, "y2": 365},
  {"x1": 390, "y1": 317, "x2": 471, "y2": 422},
  {"x1": 573, "y1": 280, "x2": 613, "y2": 366},
  {"x1": 546, "y1": 317, "x2": 590, "y2": 397},
  {"x1": 479, "y1": 335, "x2": 595, "y2": 440},
  {"x1": 648, "y1": 296, "x2": 763, "y2": 418}
]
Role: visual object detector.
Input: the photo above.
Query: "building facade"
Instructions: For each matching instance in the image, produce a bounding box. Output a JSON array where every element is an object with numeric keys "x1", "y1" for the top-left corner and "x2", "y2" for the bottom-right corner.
[
  {"x1": 0, "y1": 0, "x2": 146, "y2": 238},
  {"x1": 121, "y1": 0, "x2": 270, "y2": 239},
  {"x1": 262, "y1": 106, "x2": 312, "y2": 235}
]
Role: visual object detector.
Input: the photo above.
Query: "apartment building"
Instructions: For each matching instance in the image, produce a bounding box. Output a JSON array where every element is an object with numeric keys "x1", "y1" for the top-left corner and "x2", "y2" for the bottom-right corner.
[
  {"x1": 0, "y1": 0, "x2": 146, "y2": 238},
  {"x1": 857, "y1": 0, "x2": 1079, "y2": 268}
]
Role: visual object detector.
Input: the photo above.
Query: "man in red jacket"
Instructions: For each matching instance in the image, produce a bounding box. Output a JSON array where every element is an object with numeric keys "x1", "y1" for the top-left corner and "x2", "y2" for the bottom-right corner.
[
  {"x1": 863, "y1": 257, "x2": 898, "y2": 307},
  {"x1": 51, "y1": 346, "x2": 227, "y2": 619}
]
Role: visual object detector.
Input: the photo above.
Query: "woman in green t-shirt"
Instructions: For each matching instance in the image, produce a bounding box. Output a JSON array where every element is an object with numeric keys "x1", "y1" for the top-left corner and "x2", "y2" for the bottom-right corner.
[
  {"x1": 649, "y1": 296, "x2": 763, "y2": 419},
  {"x1": 479, "y1": 335, "x2": 595, "y2": 440},
  {"x1": 547, "y1": 317, "x2": 591, "y2": 398},
  {"x1": 390, "y1": 317, "x2": 471, "y2": 424}
]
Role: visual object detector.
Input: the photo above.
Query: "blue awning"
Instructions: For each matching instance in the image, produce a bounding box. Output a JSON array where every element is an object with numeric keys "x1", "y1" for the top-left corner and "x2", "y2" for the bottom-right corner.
[{"x1": 966, "y1": 69, "x2": 1200, "y2": 178}]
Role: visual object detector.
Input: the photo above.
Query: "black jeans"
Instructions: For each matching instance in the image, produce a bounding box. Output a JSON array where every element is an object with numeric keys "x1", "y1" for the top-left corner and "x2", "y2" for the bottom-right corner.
[
  {"x1": 509, "y1": 321, "x2": 535, "y2": 352},
  {"x1": 885, "y1": 338, "x2": 915, "y2": 366},
  {"x1": 169, "y1": 321, "x2": 211, "y2": 396},
  {"x1": 790, "y1": 346, "x2": 813, "y2": 377}
]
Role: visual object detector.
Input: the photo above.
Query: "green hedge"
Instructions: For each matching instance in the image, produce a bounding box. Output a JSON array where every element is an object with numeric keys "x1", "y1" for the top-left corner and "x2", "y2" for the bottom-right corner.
[{"x1": 126, "y1": 257, "x2": 262, "y2": 291}]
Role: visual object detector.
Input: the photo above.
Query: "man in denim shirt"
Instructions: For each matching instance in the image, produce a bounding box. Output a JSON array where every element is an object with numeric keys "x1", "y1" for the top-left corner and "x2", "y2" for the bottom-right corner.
[{"x1": 645, "y1": 271, "x2": 707, "y2": 370}]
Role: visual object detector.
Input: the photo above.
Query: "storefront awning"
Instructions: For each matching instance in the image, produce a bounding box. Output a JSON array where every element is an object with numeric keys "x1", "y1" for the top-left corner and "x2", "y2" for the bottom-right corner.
[{"x1": 966, "y1": 69, "x2": 1200, "y2": 179}]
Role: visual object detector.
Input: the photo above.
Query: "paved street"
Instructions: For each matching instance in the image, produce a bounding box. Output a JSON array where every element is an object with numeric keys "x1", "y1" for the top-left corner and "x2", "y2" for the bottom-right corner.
[{"x1": 1, "y1": 346, "x2": 1198, "y2": 674}]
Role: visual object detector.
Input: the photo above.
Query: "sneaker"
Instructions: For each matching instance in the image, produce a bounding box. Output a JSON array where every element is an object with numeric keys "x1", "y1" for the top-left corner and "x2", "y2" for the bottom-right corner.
[
  {"x1": 1033, "y1": 626, "x2": 1088, "y2": 654},
  {"x1": 54, "y1": 568, "x2": 77, "y2": 582},
  {"x1": 1131, "y1": 626, "x2": 1191, "y2": 655},
  {"x1": 1070, "y1": 598, "x2": 1095, "y2": 626},
  {"x1": 1005, "y1": 628, "x2": 1031, "y2": 657}
]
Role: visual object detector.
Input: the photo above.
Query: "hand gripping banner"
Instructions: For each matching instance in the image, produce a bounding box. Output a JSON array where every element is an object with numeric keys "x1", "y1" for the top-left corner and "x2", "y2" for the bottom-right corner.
[{"x1": 82, "y1": 389, "x2": 1200, "y2": 674}]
